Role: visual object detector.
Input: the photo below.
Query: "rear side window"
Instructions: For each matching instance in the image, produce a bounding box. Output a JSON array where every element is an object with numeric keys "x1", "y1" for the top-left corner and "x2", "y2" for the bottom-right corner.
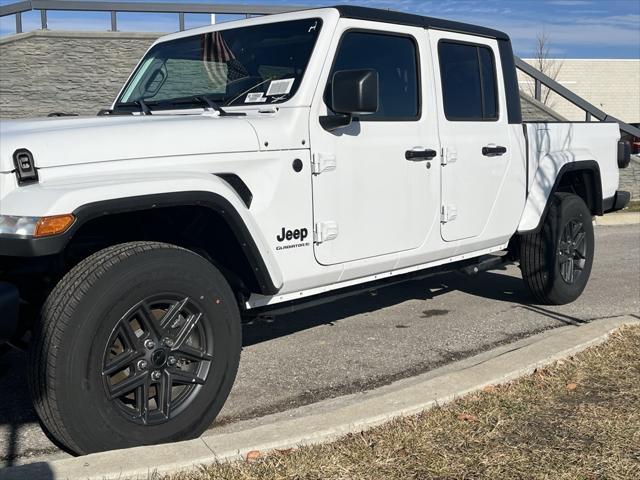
[
  {"x1": 328, "y1": 31, "x2": 419, "y2": 120},
  {"x1": 438, "y1": 41, "x2": 498, "y2": 121}
]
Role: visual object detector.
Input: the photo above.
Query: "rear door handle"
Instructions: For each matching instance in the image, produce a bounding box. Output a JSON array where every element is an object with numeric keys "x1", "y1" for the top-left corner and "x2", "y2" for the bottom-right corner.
[
  {"x1": 405, "y1": 148, "x2": 437, "y2": 161},
  {"x1": 482, "y1": 145, "x2": 507, "y2": 157}
]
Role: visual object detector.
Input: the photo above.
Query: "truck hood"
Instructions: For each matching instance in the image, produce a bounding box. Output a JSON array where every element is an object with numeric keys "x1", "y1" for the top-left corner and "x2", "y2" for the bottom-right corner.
[{"x1": 0, "y1": 114, "x2": 260, "y2": 173}]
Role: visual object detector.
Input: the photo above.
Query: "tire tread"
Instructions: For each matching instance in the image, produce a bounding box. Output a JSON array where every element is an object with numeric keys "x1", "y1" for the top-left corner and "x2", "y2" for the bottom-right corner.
[
  {"x1": 28, "y1": 241, "x2": 182, "y2": 453},
  {"x1": 520, "y1": 192, "x2": 592, "y2": 305}
]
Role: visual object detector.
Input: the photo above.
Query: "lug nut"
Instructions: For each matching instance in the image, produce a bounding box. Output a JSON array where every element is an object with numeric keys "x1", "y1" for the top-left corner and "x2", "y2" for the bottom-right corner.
[
  {"x1": 151, "y1": 370, "x2": 162, "y2": 381},
  {"x1": 144, "y1": 339, "x2": 156, "y2": 350},
  {"x1": 137, "y1": 360, "x2": 148, "y2": 370},
  {"x1": 163, "y1": 337, "x2": 175, "y2": 348},
  {"x1": 167, "y1": 356, "x2": 177, "y2": 367}
]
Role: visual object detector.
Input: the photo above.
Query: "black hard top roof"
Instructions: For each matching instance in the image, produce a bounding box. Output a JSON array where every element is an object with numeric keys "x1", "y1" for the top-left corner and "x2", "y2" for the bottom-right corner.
[{"x1": 332, "y1": 5, "x2": 510, "y2": 41}]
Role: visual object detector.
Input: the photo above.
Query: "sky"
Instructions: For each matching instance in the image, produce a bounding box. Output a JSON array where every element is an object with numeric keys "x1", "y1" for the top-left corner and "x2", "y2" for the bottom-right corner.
[{"x1": 0, "y1": 0, "x2": 639, "y2": 58}]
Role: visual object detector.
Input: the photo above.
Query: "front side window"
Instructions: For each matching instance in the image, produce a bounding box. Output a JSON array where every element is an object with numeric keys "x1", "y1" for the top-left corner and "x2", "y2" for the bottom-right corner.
[
  {"x1": 438, "y1": 41, "x2": 498, "y2": 121},
  {"x1": 116, "y1": 18, "x2": 322, "y2": 111},
  {"x1": 327, "y1": 31, "x2": 420, "y2": 120}
]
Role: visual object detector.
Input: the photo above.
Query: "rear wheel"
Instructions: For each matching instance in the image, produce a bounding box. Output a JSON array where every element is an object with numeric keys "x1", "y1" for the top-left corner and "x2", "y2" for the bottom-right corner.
[
  {"x1": 29, "y1": 241, "x2": 241, "y2": 454},
  {"x1": 520, "y1": 193, "x2": 594, "y2": 305}
]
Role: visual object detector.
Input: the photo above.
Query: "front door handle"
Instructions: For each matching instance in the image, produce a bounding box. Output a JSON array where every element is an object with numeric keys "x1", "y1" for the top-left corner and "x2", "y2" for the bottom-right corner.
[
  {"x1": 405, "y1": 148, "x2": 437, "y2": 161},
  {"x1": 482, "y1": 145, "x2": 507, "y2": 157}
]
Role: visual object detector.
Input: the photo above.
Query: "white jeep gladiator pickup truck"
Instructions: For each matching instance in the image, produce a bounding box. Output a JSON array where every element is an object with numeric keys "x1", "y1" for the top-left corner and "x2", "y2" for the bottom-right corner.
[{"x1": 0, "y1": 6, "x2": 631, "y2": 454}]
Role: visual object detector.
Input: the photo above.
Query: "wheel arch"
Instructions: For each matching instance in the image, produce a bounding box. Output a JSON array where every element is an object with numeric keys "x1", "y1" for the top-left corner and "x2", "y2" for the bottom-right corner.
[
  {"x1": 70, "y1": 192, "x2": 282, "y2": 296},
  {"x1": 3, "y1": 191, "x2": 282, "y2": 296},
  {"x1": 518, "y1": 160, "x2": 602, "y2": 234}
]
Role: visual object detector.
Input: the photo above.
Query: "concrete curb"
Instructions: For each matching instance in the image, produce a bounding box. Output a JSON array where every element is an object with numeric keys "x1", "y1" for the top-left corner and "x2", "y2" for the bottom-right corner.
[
  {"x1": 2, "y1": 315, "x2": 638, "y2": 480},
  {"x1": 595, "y1": 211, "x2": 640, "y2": 226}
]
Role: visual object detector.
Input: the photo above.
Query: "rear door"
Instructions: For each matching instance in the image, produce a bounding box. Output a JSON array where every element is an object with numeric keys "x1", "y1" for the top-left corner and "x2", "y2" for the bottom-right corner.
[
  {"x1": 309, "y1": 23, "x2": 440, "y2": 266},
  {"x1": 429, "y1": 31, "x2": 512, "y2": 242}
]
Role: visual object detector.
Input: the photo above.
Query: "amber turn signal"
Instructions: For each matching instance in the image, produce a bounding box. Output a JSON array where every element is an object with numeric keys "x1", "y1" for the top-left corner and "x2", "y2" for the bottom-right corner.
[{"x1": 35, "y1": 214, "x2": 75, "y2": 238}]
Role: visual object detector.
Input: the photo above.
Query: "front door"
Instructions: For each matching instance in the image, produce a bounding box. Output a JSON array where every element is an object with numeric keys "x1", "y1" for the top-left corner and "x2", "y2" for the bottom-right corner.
[
  {"x1": 429, "y1": 31, "x2": 512, "y2": 242},
  {"x1": 309, "y1": 24, "x2": 439, "y2": 266}
]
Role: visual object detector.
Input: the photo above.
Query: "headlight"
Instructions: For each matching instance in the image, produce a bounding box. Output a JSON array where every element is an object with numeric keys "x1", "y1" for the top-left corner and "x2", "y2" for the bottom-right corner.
[
  {"x1": 0, "y1": 216, "x2": 39, "y2": 236},
  {"x1": 0, "y1": 214, "x2": 75, "y2": 237}
]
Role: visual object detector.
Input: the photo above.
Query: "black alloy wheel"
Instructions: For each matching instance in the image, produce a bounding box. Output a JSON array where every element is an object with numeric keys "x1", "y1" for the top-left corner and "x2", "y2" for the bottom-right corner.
[
  {"x1": 29, "y1": 242, "x2": 241, "y2": 454},
  {"x1": 102, "y1": 295, "x2": 214, "y2": 426},
  {"x1": 520, "y1": 192, "x2": 594, "y2": 305},
  {"x1": 557, "y1": 219, "x2": 587, "y2": 284}
]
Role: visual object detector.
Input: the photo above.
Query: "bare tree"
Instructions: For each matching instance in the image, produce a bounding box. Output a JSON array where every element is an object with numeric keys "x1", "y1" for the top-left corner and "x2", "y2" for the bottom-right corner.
[{"x1": 526, "y1": 32, "x2": 564, "y2": 107}]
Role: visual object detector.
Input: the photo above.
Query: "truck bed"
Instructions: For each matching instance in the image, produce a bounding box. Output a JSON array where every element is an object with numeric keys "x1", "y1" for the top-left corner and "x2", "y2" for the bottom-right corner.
[{"x1": 519, "y1": 121, "x2": 621, "y2": 231}]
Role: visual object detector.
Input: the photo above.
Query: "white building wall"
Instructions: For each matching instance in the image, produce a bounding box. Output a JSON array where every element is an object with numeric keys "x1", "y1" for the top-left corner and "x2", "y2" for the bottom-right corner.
[{"x1": 519, "y1": 59, "x2": 640, "y2": 123}]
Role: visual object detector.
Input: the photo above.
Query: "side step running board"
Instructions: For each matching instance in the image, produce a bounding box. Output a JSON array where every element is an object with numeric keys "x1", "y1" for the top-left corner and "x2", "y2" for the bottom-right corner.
[
  {"x1": 244, "y1": 254, "x2": 514, "y2": 320},
  {"x1": 460, "y1": 254, "x2": 512, "y2": 275}
]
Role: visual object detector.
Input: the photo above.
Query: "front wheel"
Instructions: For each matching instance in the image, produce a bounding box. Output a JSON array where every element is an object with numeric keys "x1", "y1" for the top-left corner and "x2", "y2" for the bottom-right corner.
[
  {"x1": 520, "y1": 193, "x2": 595, "y2": 305},
  {"x1": 28, "y1": 242, "x2": 241, "y2": 454}
]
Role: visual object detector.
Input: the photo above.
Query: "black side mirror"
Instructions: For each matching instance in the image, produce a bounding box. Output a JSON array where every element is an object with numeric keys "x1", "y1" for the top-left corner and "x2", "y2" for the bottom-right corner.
[
  {"x1": 331, "y1": 69, "x2": 379, "y2": 115},
  {"x1": 320, "y1": 69, "x2": 379, "y2": 131}
]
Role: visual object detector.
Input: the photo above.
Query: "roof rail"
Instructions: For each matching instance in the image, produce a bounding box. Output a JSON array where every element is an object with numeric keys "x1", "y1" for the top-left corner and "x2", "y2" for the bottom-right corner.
[{"x1": 515, "y1": 57, "x2": 640, "y2": 138}]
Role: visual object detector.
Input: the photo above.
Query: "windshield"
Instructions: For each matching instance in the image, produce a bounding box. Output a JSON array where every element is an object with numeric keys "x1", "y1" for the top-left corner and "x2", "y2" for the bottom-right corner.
[{"x1": 116, "y1": 18, "x2": 322, "y2": 112}]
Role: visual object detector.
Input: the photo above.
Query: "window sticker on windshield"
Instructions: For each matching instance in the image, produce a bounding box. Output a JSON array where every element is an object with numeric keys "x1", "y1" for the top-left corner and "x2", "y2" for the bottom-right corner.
[
  {"x1": 266, "y1": 78, "x2": 295, "y2": 96},
  {"x1": 245, "y1": 92, "x2": 267, "y2": 103}
]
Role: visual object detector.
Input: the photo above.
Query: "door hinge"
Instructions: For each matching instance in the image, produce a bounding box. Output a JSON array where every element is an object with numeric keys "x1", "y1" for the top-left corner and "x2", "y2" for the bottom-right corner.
[
  {"x1": 441, "y1": 147, "x2": 457, "y2": 166},
  {"x1": 311, "y1": 153, "x2": 337, "y2": 175},
  {"x1": 441, "y1": 204, "x2": 458, "y2": 223},
  {"x1": 314, "y1": 221, "x2": 339, "y2": 244}
]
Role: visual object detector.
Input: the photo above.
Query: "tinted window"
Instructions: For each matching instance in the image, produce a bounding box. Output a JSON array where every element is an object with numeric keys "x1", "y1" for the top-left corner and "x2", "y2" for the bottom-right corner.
[
  {"x1": 117, "y1": 19, "x2": 322, "y2": 110},
  {"x1": 479, "y1": 47, "x2": 497, "y2": 119},
  {"x1": 438, "y1": 42, "x2": 498, "y2": 120},
  {"x1": 329, "y1": 32, "x2": 419, "y2": 120}
]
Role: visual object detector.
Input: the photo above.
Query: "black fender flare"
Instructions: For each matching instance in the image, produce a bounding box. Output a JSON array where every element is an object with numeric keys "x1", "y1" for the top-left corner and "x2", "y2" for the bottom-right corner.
[
  {"x1": 0, "y1": 191, "x2": 280, "y2": 295},
  {"x1": 520, "y1": 160, "x2": 602, "y2": 235}
]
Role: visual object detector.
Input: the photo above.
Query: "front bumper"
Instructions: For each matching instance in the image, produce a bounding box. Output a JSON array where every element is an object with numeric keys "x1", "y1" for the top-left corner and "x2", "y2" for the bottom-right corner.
[
  {"x1": 0, "y1": 233, "x2": 71, "y2": 257},
  {"x1": 603, "y1": 190, "x2": 631, "y2": 213},
  {"x1": 0, "y1": 282, "x2": 19, "y2": 342}
]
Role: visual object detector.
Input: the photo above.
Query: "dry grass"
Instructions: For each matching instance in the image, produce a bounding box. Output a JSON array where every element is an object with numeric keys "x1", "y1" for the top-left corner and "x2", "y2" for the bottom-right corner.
[
  {"x1": 164, "y1": 327, "x2": 640, "y2": 480},
  {"x1": 623, "y1": 200, "x2": 640, "y2": 213}
]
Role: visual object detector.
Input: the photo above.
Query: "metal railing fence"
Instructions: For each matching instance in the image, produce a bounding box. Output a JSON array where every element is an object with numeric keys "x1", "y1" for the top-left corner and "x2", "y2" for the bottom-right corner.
[
  {"x1": 0, "y1": 0, "x2": 302, "y2": 33},
  {"x1": 515, "y1": 57, "x2": 640, "y2": 137}
]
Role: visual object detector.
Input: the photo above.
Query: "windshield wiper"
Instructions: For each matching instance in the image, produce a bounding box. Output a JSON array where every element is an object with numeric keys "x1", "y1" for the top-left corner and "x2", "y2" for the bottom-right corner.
[
  {"x1": 196, "y1": 95, "x2": 244, "y2": 116},
  {"x1": 111, "y1": 95, "x2": 246, "y2": 116},
  {"x1": 198, "y1": 95, "x2": 225, "y2": 114},
  {"x1": 135, "y1": 99, "x2": 152, "y2": 115},
  {"x1": 100, "y1": 99, "x2": 151, "y2": 116},
  {"x1": 144, "y1": 95, "x2": 245, "y2": 116}
]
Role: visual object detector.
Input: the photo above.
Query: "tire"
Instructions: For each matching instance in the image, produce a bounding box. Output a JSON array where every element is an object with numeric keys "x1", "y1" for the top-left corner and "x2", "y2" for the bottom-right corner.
[
  {"x1": 520, "y1": 192, "x2": 594, "y2": 305},
  {"x1": 28, "y1": 241, "x2": 241, "y2": 454}
]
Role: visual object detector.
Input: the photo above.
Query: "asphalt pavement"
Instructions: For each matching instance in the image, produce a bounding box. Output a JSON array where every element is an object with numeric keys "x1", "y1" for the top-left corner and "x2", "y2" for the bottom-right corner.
[{"x1": 1, "y1": 224, "x2": 638, "y2": 467}]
